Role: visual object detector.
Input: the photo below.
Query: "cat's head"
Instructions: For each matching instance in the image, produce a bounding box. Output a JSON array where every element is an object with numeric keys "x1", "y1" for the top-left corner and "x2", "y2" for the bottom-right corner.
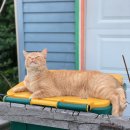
[{"x1": 23, "y1": 49, "x2": 48, "y2": 69}]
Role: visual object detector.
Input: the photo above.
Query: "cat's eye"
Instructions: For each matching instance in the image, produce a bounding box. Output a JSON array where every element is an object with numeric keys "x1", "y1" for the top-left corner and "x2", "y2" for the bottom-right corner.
[{"x1": 36, "y1": 56, "x2": 40, "y2": 59}]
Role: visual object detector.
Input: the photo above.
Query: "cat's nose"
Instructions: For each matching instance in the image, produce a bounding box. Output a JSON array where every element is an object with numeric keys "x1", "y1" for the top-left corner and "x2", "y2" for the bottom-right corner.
[
  {"x1": 31, "y1": 58, "x2": 35, "y2": 62},
  {"x1": 31, "y1": 58, "x2": 35, "y2": 61}
]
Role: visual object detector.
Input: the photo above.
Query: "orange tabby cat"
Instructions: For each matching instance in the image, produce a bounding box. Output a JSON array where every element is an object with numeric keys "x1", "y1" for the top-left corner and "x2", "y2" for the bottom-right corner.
[{"x1": 13, "y1": 49, "x2": 127, "y2": 116}]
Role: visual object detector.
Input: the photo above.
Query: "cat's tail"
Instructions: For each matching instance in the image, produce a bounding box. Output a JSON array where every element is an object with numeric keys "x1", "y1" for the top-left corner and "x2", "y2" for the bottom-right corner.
[{"x1": 117, "y1": 87, "x2": 127, "y2": 113}]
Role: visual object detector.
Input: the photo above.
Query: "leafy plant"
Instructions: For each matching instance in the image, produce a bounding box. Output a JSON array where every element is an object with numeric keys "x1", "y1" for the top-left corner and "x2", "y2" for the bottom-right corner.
[{"x1": 0, "y1": 0, "x2": 18, "y2": 94}]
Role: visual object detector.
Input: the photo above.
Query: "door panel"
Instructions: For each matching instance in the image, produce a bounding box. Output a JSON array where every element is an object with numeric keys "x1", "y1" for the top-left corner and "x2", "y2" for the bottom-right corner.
[
  {"x1": 87, "y1": 0, "x2": 130, "y2": 29},
  {"x1": 86, "y1": 30, "x2": 130, "y2": 84}
]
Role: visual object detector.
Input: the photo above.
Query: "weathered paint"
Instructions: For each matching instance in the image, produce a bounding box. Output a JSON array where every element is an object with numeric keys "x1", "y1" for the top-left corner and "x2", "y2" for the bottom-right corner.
[
  {"x1": 80, "y1": 0, "x2": 85, "y2": 70},
  {"x1": 75, "y1": 0, "x2": 80, "y2": 70},
  {"x1": 75, "y1": 0, "x2": 86, "y2": 70}
]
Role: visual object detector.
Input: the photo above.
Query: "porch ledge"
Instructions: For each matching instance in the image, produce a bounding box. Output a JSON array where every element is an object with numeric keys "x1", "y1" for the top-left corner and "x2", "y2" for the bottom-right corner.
[{"x1": 0, "y1": 102, "x2": 130, "y2": 130}]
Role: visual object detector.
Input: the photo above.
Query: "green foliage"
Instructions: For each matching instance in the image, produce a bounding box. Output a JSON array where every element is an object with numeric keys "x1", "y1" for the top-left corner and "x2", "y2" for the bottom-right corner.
[{"x1": 0, "y1": 0, "x2": 18, "y2": 94}]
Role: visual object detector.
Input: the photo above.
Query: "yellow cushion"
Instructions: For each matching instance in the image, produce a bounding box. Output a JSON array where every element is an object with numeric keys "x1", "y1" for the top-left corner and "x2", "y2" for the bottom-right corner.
[
  {"x1": 110, "y1": 74, "x2": 123, "y2": 85},
  {"x1": 7, "y1": 82, "x2": 31, "y2": 98}
]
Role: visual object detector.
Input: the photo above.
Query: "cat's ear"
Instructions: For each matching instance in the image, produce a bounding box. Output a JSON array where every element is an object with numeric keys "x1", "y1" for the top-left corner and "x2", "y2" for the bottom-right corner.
[
  {"x1": 42, "y1": 49, "x2": 48, "y2": 59},
  {"x1": 23, "y1": 50, "x2": 28, "y2": 58}
]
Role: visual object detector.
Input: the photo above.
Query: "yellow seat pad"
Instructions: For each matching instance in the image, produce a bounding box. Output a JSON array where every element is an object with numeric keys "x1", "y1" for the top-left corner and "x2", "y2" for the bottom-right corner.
[
  {"x1": 7, "y1": 82, "x2": 31, "y2": 98},
  {"x1": 110, "y1": 74, "x2": 123, "y2": 85}
]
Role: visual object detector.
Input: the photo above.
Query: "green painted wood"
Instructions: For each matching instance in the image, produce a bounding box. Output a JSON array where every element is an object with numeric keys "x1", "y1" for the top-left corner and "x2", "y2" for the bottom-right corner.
[
  {"x1": 91, "y1": 105, "x2": 112, "y2": 115},
  {"x1": 27, "y1": 123, "x2": 67, "y2": 130},
  {"x1": 75, "y1": 0, "x2": 79, "y2": 70},
  {"x1": 11, "y1": 122, "x2": 68, "y2": 130},
  {"x1": 58, "y1": 102, "x2": 89, "y2": 112},
  {"x1": 3, "y1": 96, "x2": 30, "y2": 104},
  {"x1": 11, "y1": 122, "x2": 26, "y2": 130}
]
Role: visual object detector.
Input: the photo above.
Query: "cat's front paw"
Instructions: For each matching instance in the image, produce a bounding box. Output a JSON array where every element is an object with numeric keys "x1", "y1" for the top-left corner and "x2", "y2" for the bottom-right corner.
[
  {"x1": 30, "y1": 92, "x2": 44, "y2": 99},
  {"x1": 13, "y1": 86, "x2": 27, "y2": 93},
  {"x1": 13, "y1": 87, "x2": 21, "y2": 93}
]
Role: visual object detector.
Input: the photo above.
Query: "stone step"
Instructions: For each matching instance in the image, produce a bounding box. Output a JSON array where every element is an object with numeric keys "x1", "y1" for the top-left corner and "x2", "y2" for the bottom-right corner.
[{"x1": 0, "y1": 119, "x2": 10, "y2": 130}]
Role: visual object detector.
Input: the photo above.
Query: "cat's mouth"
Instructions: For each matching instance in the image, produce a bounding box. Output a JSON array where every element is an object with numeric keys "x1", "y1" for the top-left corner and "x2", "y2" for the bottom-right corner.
[
  {"x1": 30, "y1": 61, "x2": 37, "y2": 64},
  {"x1": 30, "y1": 61, "x2": 38, "y2": 66}
]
